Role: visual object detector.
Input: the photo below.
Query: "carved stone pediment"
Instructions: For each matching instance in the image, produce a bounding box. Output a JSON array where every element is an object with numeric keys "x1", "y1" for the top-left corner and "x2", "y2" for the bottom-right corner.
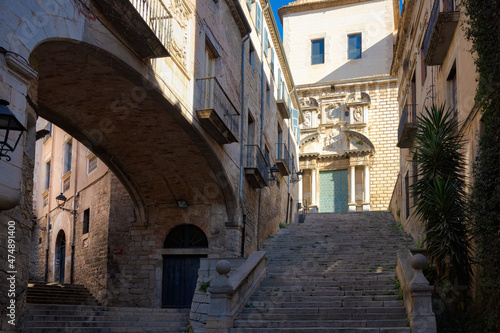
[
  {"x1": 322, "y1": 127, "x2": 344, "y2": 154},
  {"x1": 345, "y1": 92, "x2": 371, "y2": 105}
]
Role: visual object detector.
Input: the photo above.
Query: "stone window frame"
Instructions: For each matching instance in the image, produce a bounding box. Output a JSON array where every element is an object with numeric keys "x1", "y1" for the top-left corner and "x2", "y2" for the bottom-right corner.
[
  {"x1": 311, "y1": 38, "x2": 325, "y2": 65},
  {"x1": 87, "y1": 150, "x2": 98, "y2": 175},
  {"x1": 347, "y1": 33, "x2": 362, "y2": 60}
]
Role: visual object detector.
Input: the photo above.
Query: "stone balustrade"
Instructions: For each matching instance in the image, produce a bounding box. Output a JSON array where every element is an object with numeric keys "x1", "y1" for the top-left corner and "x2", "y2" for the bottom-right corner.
[
  {"x1": 396, "y1": 248, "x2": 437, "y2": 333},
  {"x1": 204, "y1": 251, "x2": 267, "y2": 333}
]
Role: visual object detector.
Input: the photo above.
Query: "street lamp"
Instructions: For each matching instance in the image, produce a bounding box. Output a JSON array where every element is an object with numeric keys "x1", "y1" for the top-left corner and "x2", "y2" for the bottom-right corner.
[
  {"x1": 0, "y1": 99, "x2": 27, "y2": 161},
  {"x1": 55, "y1": 192, "x2": 77, "y2": 284},
  {"x1": 290, "y1": 169, "x2": 303, "y2": 183},
  {"x1": 268, "y1": 165, "x2": 279, "y2": 186}
]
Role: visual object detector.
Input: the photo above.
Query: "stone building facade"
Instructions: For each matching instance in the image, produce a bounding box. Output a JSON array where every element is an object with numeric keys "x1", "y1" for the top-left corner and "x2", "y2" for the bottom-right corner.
[
  {"x1": 389, "y1": 0, "x2": 479, "y2": 241},
  {"x1": 0, "y1": 0, "x2": 301, "y2": 329},
  {"x1": 279, "y1": 0, "x2": 401, "y2": 212}
]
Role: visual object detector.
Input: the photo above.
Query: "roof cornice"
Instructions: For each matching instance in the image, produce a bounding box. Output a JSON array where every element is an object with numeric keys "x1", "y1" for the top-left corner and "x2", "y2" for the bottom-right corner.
[{"x1": 278, "y1": 0, "x2": 375, "y2": 23}]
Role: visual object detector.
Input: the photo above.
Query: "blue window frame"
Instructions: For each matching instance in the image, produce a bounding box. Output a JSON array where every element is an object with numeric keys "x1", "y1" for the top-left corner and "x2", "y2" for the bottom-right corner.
[
  {"x1": 256, "y1": 4, "x2": 261, "y2": 34},
  {"x1": 348, "y1": 34, "x2": 362, "y2": 59},
  {"x1": 311, "y1": 39, "x2": 324, "y2": 65}
]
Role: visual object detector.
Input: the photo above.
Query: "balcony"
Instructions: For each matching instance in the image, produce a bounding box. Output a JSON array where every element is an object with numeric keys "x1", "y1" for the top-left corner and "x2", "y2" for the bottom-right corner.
[
  {"x1": 245, "y1": 145, "x2": 269, "y2": 188},
  {"x1": 276, "y1": 82, "x2": 291, "y2": 119},
  {"x1": 90, "y1": 0, "x2": 176, "y2": 59},
  {"x1": 276, "y1": 143, "x2": 291, "y2": 176},
  {"x1": 196, "y1": 77, "x2": 240, "y2": 145},
  {"x1": 423, "y1": 0, "x2": 460, "y2": 66},
  {"x1": 398, "y1": 104, "x2": 418, "y2": 148}
]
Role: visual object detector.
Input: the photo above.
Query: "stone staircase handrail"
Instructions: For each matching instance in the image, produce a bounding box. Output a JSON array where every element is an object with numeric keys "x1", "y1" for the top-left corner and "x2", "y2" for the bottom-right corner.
[
  {"x1": 206, "y1": 251, "x2": 267, "y2": 333},
  {"x1": 396, "y1": 248, "x2": 437, "y2": 333}
]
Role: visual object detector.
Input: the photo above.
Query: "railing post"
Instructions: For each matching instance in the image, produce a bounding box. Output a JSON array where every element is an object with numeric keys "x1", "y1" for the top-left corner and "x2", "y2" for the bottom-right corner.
[
  {"x1": 410, "y1": 254, "x2": 437, "y2": 333},
  {"x1": 206, "y1": 260, "x2": 233, "y2": 333}
]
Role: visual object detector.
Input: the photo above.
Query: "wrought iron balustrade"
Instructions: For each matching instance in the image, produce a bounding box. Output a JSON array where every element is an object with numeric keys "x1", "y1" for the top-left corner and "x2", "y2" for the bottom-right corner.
[
  {"x1": 130, "y1": 0, "x2": 173, "y2": 49},
  {"x1": 196, "y1": 77, "x2": 240, "y2": 144},
  {"x1": 245, "y1": 145, "x2": 269, "y2": 188},
  {"x1": 423, "y1": 0, "x2": 459, "y2": 65},
  {"x1": 398, "y1": 104, "x2": 418, "y2": 148},
  {"x1": 276, "y1": 143, "x2": 291, "y2": 176}
]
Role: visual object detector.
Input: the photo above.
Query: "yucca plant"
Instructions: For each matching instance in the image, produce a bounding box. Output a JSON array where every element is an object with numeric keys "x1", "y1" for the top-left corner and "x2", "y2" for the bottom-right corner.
[{"x1": 411, "y1": 104, "x2": 472, "y2": 288}]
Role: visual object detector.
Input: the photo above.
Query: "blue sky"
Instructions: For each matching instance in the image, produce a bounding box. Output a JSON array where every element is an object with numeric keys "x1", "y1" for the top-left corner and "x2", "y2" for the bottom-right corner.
[{"x1": 269, "y1": 0, "x2": 403, "y2": 40}]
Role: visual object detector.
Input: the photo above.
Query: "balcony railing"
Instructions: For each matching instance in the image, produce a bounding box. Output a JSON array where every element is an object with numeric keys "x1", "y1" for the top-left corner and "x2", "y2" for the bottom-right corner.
[
  {"x1": 276, "y1": 81, "x2": 291, "y2": 119},
  {"x1": 398, "y1": 104, "x2": 418, "y2": 148},
  {"x1": 245, "y1": 145, "x2": 269, "y2": 188},
  {"x1": 423, "y1": 0, "x2": 460, "y2": 66},
  {"x1": 196, "y1": 77, "x2": 240, "y2": 145},
  {"x1": 276, "y1": 143, "x2": 291, "y2": 176},
  {"x1": 90, "y1": 0, "x2": 174, "y2": 58}
]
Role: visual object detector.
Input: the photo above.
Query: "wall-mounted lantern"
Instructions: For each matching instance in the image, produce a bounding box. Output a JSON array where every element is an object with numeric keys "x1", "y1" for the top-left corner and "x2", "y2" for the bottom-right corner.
[{"x1": 0, "y1": 99, "x2": 27, "y2": 161}]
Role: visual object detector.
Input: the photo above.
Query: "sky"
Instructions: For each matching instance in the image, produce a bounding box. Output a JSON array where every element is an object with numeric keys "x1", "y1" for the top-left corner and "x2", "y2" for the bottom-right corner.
[{"x1": 269, "y1": 0, "x2": 404, "y2": 40}]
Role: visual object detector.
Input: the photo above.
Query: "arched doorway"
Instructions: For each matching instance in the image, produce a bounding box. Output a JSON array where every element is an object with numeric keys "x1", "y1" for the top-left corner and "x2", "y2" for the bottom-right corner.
[
  {"x1": 55, "y1": 230, "x2": 66, "y2": 283},
  {"x1": 162, "y1": 225, "x2": 208, "y2": 308}
]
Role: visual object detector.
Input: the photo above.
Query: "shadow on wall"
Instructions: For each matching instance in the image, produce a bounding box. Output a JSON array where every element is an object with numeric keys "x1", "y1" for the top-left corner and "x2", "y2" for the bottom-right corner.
[{"x1": 318, "y1": 34, "x2": 394, "y2": 83}]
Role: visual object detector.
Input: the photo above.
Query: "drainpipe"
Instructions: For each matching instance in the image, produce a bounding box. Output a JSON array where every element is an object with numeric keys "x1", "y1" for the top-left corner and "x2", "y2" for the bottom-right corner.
[
  {"x1": 285, "y1": 130, "x2": 291, "y2": 224},
  {"x1": 259, "y1": 3, "x2": 269, "y2": 148},
  {"x1": 256, "y1": 2, "x2": 269, "y2": 251},
  {"x1": 240, "y1": 33, "x2": 250, "y2": 258},
  {"x1": 69, "y1": 141, "x2": 80, "y2": 284},
  {"x1": 44, "y1": 214, "x2": 50, "y2": 282}
]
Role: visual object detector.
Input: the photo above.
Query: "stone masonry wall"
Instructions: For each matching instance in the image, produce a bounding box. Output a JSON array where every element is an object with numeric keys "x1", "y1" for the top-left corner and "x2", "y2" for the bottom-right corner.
[{"x1": 367, "y1": 81, "x2": 400, "y2": 211}]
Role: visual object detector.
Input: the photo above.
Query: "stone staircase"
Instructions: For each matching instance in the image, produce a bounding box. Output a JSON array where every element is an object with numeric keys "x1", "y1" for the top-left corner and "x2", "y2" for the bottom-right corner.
[
  {"x1": 231, "y1": 211, "x2": 415, "y2": 333},
  {"x1": 21, "y1": 282, "x2": 190, "y2": 332}
]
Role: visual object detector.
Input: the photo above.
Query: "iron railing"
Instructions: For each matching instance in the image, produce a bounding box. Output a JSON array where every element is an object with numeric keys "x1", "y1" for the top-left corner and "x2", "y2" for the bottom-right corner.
[
  {"x1": 398, "y1": 104, "x2": 418, "y2": 142},
  {"x1": 130, "y1": 0, "x2": 173, "y2": 50},
  {"x1": 246, "y1": 145, "x2": 269, "y2": 185},
  {"x1": 276, "y1": 143, "x2": 290, "y2": 170},
  {"x1": 423, "y1": 0, "x2": 458, "y2": 58},
  {"x1": 198, "y1": 76, "x2": 240, "y2": 138}
]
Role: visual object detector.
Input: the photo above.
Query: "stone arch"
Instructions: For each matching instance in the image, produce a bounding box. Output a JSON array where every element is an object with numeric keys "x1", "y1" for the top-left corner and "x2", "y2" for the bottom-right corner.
[
  {"x1": 29, "y1": 38, "x2": 238, "y2": 225},
  {"x1": 54, "y1": 229, "x2": 66, "y2": 283},
  {"x1": 164, "y1": 224, "x2": 209, "y2": 248}
]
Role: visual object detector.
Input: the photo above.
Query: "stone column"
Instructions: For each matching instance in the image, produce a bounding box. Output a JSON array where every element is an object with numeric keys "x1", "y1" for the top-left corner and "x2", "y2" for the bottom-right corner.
[
  {"x1": 310, "y1": 168, "x2": 318, "y2": 213},
  {"x1": 363, "y1": 165, "x2": 370, "y2": 211},
  {"x1": 298, "y1": 174, "x2": 303, "y2": 209},
  {"x1": 349, "y1": 165, "x2": 356, "y2": 212}
]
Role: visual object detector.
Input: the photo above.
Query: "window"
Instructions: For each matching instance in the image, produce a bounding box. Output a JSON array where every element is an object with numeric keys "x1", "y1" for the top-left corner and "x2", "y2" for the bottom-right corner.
[
  {"x1": 43, "y1": 122, "x2": 52, "y2": 143},
  {"x1": 266, "y1": 83, "x2": 270, "y2": 107},
  {"x1": 247, "y1": 113, "x2": 255, "y2": 145},
  {"x1": 249, "y1": 42, "x2": 255, "y2": 69},
  {"x1": 277, "y1": 125, "x2": 282, "y2": 159},
  {"x1": 62, "y1": 176, "x2": 70, "y2": 193},
  {"x1": 83, "y1": 208, "x2": 90, "y2": 234},
  {"x1": 270, "y1": 48, "x2": 275, "y2": 76},
  {"x1": 63, "y1": 139, "x2": 72, "y2": 174},
  {"x1": 348, "y1": 34, "x2": 362, "y2": 59},
  {"x1": 87, "y1": 153, "x2": 98, "y2": 174},
  {"x1": 44, "y1": 160, "x2": 51, "y2": 191},
  {"x1": 255, "y1": 4, "x2": 261, "y2": 34},
  {"x1": 246, "y1": 0, "x2": 251, "y2": 12},
  {"x1": 264, "y1": 30, "x2": 269, "y2": 57},
  {"x1": 264, "y1": 145, "x2": 270, "y2": 166},
  {"x1": 292, "y1": 108, "x2": 300, "y2": 141},
  {"x1": 447, "y1": 64, "x2": 457, "y2": 124},
  {"x1": 405, "y1": 171, "x2": 410, "y2": 220},
  {"x1": 311, "y1": 39, "x2": 324, "y2": 65},
  {"x1": 421, "y1": 45, "x2": 427, "y2": 86}
]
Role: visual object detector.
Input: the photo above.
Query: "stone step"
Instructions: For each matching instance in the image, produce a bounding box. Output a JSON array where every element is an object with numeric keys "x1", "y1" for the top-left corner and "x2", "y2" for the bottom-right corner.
[
  {"x1": 233, "y1": 319, "x2": 409, "y2": 328},
  {"x1": 230, "y1": 326, "x2": 412, "y2": 332},
  {"x1": 233, "y1": 212, "x2": 413, "y2": 332}
]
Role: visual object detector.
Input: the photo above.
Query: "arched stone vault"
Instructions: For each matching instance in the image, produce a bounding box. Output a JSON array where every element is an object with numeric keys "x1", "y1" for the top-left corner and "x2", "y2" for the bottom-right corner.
[{"x1": 30, "y1": 40, "x2": 237, "y2": 225}]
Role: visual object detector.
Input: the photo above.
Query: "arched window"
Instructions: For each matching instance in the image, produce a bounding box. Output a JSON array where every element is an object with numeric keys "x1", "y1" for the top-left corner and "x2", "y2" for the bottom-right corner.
[{"x1": 164, "y1": 225, "x2": 208, "y2": 248}]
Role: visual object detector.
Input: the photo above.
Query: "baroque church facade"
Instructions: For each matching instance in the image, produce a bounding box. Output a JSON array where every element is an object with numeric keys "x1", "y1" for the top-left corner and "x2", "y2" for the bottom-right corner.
[{"x1": 279, "y1": 0, "x2": 401, "y2": 212}]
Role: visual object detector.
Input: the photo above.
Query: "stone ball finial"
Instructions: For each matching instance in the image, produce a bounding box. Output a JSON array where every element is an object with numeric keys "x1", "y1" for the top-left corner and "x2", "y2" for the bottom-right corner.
[
  {"x1": 410, "y1": 254, "x2": 428, "y2": 270},
  {"x1": 215, "y1": 260, "x2": 231, "y2": 276}
]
